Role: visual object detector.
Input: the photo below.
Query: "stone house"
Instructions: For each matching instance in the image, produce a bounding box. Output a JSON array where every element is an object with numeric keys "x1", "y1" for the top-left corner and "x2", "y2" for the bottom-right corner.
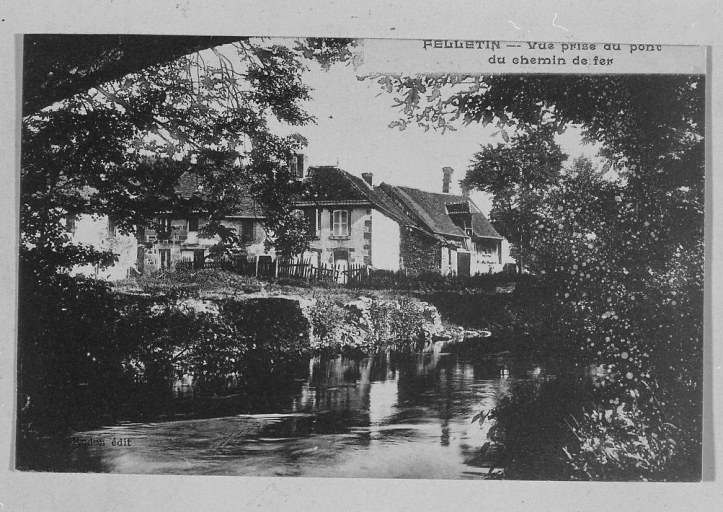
[
  {"x1": 292, "y1": 165, "x2": 410, "y2": 273},
  {"x1": 67, "y1": 172, "x2": 271, "y2": 279},
  {"x1": 377, "y1": 168, "x2": 507, "y2": 276},
  {"x1": 67, "y1": 161, "x2": 509, "y2": 279},
  {"x1": 137, "y1": 173, "x2": 270, "y2": 274},
  {"x1": 294, "y1": 164, "x2": 509, "y2": 276}
]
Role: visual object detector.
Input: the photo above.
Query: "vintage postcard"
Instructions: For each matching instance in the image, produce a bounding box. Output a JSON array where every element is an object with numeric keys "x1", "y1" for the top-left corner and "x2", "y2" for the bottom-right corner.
[{"x1": 13, "y1": 35, "x2": 707, "y2": 485}]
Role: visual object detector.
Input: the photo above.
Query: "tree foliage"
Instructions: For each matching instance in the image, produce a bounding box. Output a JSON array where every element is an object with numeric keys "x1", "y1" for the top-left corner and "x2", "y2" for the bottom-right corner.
[
  {"x1": 373, "y1": 72, "x2": 704, "y2": 478},
  {"x1": 464, "y1": 127, "x2": 568, "y2": 271},
  {"x1": 21, "y1": 37, "x2": 357, "y2": 277}
]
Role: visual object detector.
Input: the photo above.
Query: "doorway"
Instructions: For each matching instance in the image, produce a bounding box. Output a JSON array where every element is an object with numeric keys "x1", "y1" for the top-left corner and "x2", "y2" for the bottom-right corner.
[
  {"x1": 457, "y1": 251, "x2": 471, "y2": 278},
  {"x1": 334, "y1": 249, "x2": 349, "y2": 284},
  {"x1": 193, "y1": 249, "x2": 205, "y2": 270}
]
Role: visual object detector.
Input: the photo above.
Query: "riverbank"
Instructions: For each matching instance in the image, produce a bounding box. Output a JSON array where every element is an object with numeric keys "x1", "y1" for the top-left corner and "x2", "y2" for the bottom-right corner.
[
  {"x1": 17, "y1": 270, "x2": 511, "y2": 442},
  {"x1": 19, "y1": 269, "x2": 701, "y2": 480}
]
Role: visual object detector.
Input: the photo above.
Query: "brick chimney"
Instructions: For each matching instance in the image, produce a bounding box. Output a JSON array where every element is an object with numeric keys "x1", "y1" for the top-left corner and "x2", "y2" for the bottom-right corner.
[
  {"x1": 461, "y1": 182, "x2": 471, "y2": 199},
  {"x1": 442, "y1": 167, "x2": 454, "y2": 193},
  {"x1": 361, "y1": 172, "x2": 373, "y2": 186}
]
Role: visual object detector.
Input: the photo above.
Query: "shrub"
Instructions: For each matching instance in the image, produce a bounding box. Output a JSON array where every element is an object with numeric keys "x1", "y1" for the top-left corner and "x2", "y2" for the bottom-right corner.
[
  {"x1": 562, "y1": 400, "x2": 701, "y2": 481},
  {"x1": 485, "y1": 375, "x2": 590, "y2": 480},
  {"x1": 307, "y1": 296, "x2": 346, "y2": 344}
]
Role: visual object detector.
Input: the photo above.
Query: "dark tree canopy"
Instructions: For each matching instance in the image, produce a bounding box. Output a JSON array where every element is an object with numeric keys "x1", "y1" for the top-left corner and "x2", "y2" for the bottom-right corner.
[
  {"x1": 374, "y1": 71, "x2": 705, "y2": 429},
  {"x1": 21, "y1": 36, "x2": 357, "y2": 277},
  {"x1": 23, "y1": 35, "x2": 243, "y2": 116}
]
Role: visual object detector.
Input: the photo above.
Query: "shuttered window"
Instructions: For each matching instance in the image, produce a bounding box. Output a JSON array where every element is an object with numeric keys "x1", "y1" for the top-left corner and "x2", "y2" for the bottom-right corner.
[
  {"x1": 303, "y1": 208, "x2": 317, "y2": 236},
  {"x1": 332, "y1": 210, "x2": 349, "y2": 236},
  {"x1": 108, "y1": 217, "x2": 117, "y2": 237}
]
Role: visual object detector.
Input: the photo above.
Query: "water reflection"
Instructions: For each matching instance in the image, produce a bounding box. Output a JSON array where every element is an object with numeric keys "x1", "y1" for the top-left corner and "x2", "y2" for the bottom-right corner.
[{"x1": 31, "y1": 342, "x2": 539, "y2": 478}]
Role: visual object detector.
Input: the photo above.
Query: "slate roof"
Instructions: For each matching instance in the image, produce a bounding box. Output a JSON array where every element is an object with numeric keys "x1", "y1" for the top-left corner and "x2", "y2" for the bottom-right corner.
[
  {"x1": 297, "y1": 166, "x2": 415, "y2": 226},
  {"x1": 176, "y1": 171, "x2": 264, "y2": 218},
  {"x1": 470, "y1": 212, "x2": 503, "y2": 239},
  {"x1": 378, "y1": 184, "x2": 502, "y2": 240},
  {"x1": 300, "y1": 166, "x2": 370, "y2": 203},
  {"x1": 175, "y1": 166, "x2": 501, "y2": 239}
]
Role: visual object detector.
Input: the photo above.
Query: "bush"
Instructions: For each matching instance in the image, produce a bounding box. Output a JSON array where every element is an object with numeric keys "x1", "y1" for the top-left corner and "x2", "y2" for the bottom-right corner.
[
  {"x1": 481, "y1": 372, "x2": 701, "y2": 481},
  {"x1": 306, "y1": 295, "x2": 428, "y2": 354},
  {"x1": 306, "y1": 296, "x2": 346, "y2": 344},
  {"x1": 352, "y1": 269, "x2": 526, "y2": 292},
  {"x1": 562, "y1": 401, "x2": 700, "y2": 481},
  {"x1": 17, "y1": 273, "x2": 132, "y2": 438},
  {"x1": 485, "y1": 375, "x2": 590, "y2": 480},
  {"x1": 367, "y1": 295, "x2": 423, "y2": 350}
]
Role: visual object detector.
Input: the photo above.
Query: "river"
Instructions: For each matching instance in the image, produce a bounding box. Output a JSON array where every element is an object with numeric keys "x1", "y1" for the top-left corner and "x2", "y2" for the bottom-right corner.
[{"x1": 26, "y1": 342, "x2": 543, "y2": 478}]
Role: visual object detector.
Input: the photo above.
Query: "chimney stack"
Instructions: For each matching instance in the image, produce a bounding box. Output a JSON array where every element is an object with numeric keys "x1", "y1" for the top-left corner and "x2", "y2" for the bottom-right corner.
[
  {"x1": 442, "y1": 167, "x2": 454, "y2": 193},
  {"x1": 461, "y1": 182, "x2": 471, "y2": 199},
  {"x1": 361, "y1": 172, "x2": 373, "y2": 186}
]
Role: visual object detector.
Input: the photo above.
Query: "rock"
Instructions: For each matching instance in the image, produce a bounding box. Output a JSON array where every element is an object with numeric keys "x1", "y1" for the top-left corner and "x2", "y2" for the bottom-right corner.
[
  {"x1": 463, "y1": 329, "x2": 492, "y2": 338},
  {"x1": 495, "y1": 283, "x2": 516, "y2": 294}
]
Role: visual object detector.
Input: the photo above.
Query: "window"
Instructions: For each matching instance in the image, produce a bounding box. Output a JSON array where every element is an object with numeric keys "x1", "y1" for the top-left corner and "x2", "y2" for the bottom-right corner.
[
  {"x1": 303, "y1": 208, "x2": 318, "y2": 237},
  {"x1": 332, "y1": 210, "x2": 350, "y2": 237},
  {"x1": 65, "y1": 216, "x2": 76, "y2": 234},
  {"x1": 463, "y1": 219, "x2": 473, "y2": 237},
  {"x1": 477, "y1": 242, "x2": 493, "y2": 257},
  {"x1": 159, "y1": 249, "x2": 171, "y2": 269},
  {"x1": 289, "y1": 153, "x2": 306, "y2": 179},
  {"x1": 157, "y1": 217, "x2": 172, "y2": 240},
  {"x1": 241, "y1": 219, "x2": 254, "y2": 243},
  {"x1": 188, "y1": 216, "x2": 199, "y2": 232},
  {"x1": 107, "y1": 217, "x2": 117, "y2": 237}
]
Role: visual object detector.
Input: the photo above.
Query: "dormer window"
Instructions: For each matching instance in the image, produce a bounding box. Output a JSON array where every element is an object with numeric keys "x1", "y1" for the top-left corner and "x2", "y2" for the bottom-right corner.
[{"x1": 459, "y1": 217, "x2": 473, "y2": 236}]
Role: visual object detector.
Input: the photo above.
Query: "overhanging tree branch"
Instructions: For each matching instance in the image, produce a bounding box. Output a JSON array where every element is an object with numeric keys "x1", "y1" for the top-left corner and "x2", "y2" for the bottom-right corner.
[{"x1": 23, "y1": 34, "x2": 244, "y2": 116}]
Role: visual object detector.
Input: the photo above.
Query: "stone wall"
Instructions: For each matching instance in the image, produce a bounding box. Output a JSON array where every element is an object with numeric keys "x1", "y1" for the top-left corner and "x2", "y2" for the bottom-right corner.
[
  {"x1": 400, "y1": 227, "x2": 443, "y2": 276},
  {"x1": 308, "y1": 206, "x2": 370, "y2": 266},
  {"x1": 143, "y1": 217, "x2": 271, "y2": 273}
]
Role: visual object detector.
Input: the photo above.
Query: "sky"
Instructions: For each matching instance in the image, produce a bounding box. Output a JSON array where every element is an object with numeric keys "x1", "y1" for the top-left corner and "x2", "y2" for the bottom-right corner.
[{"x1": 271, "y1": 58, "x2": 601, "y2": 216}]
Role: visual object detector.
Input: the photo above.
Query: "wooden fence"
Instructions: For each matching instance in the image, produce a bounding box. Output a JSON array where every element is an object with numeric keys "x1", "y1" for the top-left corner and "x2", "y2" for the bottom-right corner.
[{"x1": 188, "y1": 255, "x2": 370, "y2": 285}]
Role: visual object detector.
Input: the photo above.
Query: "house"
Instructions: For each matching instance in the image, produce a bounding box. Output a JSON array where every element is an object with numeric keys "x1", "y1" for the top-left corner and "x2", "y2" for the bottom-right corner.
[
  {"x1": 66, "y1": 214, "x2": 140, "y2": 280},
  {"x1": 294, "y1": 163, "x2": 510, "y2": 276},
  {"x1": 377, "y1": 167, "x2": 508, "y2": 276},
  {"x1": 137, "y1": 173, "x2": 270, "y2": 273},
  {"x1": 291, "y1": 165, "x2": 411, "y2": 273},
  {"x1": 67, "y1": 159, "x2": 510, "y2": 280},
  {"x1": 67, "y1": 172, "x2": 270, "y2": 279}
]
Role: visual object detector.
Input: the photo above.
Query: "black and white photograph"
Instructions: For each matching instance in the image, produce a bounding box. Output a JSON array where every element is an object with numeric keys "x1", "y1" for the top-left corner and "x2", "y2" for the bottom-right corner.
[{"x1": 12, "y1": 33, "x2": 708, "y2": 484}]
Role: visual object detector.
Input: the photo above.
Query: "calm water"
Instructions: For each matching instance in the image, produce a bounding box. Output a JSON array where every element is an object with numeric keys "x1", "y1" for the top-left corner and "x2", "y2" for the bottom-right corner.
[{"x1": 31, "y1": 343, "x2": 541, "y2": 478}]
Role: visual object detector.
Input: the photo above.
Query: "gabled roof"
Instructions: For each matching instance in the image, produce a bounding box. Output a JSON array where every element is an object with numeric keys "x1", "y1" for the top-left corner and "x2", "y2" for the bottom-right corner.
[
  {"x1": 378, "y1": 184, "x2": 502, "y2": 240},
  {"x1": 297, "y1": 166, "x2": 414, "y2": 226},
  {"x1": 300, "y1": 166, "x2": 370, "y2": 203},
  {"x1": 470, "y1": 212, "x2": 503, "y2": 239},
  {"x1": 176, "y1": 171, "x2": 264, "y2": 218}
]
